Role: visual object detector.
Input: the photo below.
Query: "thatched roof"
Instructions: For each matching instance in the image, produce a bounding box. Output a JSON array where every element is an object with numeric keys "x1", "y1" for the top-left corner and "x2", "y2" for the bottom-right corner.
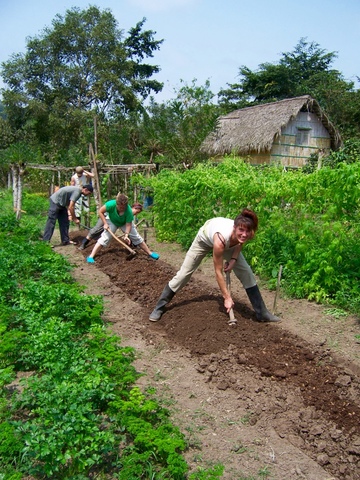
[{"x1": 201, "y1": 95, "x2": 342, "y2": 156}]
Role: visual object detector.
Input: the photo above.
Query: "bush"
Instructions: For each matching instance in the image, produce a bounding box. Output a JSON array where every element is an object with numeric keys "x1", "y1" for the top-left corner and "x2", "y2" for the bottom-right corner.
[{"x1": 136, "y1": 158, "x2": 360, "y2": 314}]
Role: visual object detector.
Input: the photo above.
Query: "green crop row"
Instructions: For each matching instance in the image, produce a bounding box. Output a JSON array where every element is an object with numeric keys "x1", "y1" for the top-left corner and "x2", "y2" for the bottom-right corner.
[
  {"x1": 0, "y1": 198, "x2": 223, "y2": 479},
  {"x1": 135, "y1": 157, "x2": 360, "y2": 314}
]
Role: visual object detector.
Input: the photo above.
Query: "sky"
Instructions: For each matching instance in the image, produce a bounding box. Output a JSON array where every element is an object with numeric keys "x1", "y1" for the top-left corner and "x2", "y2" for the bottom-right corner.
[{"x1": 0, "y1": 0, "x2": 359, "y2": 103}]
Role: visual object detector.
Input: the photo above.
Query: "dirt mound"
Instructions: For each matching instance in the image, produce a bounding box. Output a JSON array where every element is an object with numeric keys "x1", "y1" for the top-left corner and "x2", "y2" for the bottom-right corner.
[{"x1": 63, "y1": 229, "x2": 360, "y2": 480}]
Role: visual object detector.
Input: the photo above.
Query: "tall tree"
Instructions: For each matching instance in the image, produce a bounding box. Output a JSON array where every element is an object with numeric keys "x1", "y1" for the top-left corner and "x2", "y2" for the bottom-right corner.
[
  {"x1": 218, "y1": 38, "x2": 342, "y2": 105},
  {"x1": 1, "y1": 6, "x2": 163, "y2": 154},
  {"x1": 218, "y1": 38, "x2": 359, "y2": 139},
  {"x1": 142, "y1": 79, "x2": 220, "y2": 167}
]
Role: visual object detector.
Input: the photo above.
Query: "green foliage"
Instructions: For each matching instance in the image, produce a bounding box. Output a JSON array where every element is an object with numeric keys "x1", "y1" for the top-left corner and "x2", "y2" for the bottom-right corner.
[
  {"x1": 1, "y1": 6, "x2": 163, "y2": 153},
  {"x1": 96, "y1": 79, "x2": 221, "y2": 168},
  {"x1": 323, "y1": 138, "x2": 360, "y2": 167},
  {"x1": 140, "y1": 159, "x2": 287, "y2": 245},
  {"x1": 304, "y1": 139, "x2": 360, "y2": 172},
  {"x1": 0, "y1": 422, "x2": 22, "y2": 464},
  {"x1": 143, "y1": 79, "x2": 220, "y2": 167},
  {"x1": 109, "y1": 385, "x2": 189, "y2": 479},
  {"x1": 188, "y1": 463, "x2": 224, "y2": 479},
  {"x1": 0, "y1": 201, "x2": 220, "y2": 478},
  {"x1": 218, "y1": 37, "x2": 360, "y2": 140},
  {"x1": 0, "y1": 367, "x2": 16, "y2": 392},
  {"x1": 0, "y1": 117, "x2": 16, "y2": 151},
  {"x1": 219, "y1": 38, "x2": 341, "y2": 107},
  {"x1": 136, "y1": 157, "x2": 360, "y2": 315},
  {"x1": 0, "y1": 142, "x2": 40, "y2": 166}
]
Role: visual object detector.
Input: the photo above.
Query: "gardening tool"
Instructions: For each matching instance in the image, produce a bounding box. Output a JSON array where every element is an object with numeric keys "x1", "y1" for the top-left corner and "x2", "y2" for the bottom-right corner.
[
  {"x1": 105, "y1": 227, "x2": 137, "y2": 257},
  {"x1": 272, "y1": 265, "x2": 283, "y2": 315},
  {"x1": 79, "y1": 223, "x2": 91, "y2": 230},
  {"x1": 225, "y1": 265, "x2": 237, "y2": 326},
  {"x1": 135, "y1": 218, "x2": 147, "y2": 228}
]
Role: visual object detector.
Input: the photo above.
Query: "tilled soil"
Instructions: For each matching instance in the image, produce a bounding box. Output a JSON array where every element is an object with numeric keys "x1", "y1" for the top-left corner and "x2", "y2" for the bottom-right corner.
[{"x1": 62, "y1": 228, "x2": 360, "y2": 480}]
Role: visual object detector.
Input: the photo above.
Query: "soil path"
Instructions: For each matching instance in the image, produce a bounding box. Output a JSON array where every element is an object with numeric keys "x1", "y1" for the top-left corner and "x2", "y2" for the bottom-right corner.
[{"x1": 53, "y1": 226, "x2": 360, "y2": 480}]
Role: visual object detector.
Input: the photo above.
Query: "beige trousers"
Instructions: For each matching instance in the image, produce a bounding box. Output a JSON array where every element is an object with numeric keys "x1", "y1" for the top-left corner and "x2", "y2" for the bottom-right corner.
[{"x1": 169, "y1": 234, "x2": 256, "y2": 293}]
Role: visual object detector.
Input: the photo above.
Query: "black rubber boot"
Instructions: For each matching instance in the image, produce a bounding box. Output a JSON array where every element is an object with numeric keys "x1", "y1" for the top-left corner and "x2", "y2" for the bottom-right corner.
[
  {"x1": 245, "y1": 285, "x2": 281, "y2": 322},
  {"x1": 78, "y1": 238, "x2": 90, "y2": 250},
  {"x1": 149, "y1": 284, "x2": 175, "y2": 322}
]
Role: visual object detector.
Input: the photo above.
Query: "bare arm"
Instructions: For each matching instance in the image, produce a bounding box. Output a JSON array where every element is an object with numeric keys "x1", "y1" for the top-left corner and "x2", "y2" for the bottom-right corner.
[
  {"x1": 212, "y1": 233, "x2": 234, "y2": 313},
  {"x1": 123, "y1": 222, "x2": 132, "y2": 244},
  {"x1": 98, "y1": 205, "x2": 108, "y2": 230},
  {"x1": 223, "y1": 244, "x2": 243, "y2": 272},
  {"x1": 68, "y1": 201, "x2": 79, "y2": 224},
  {"x1": 83, "y1": 169, "x2": 94, "y2": 178}
]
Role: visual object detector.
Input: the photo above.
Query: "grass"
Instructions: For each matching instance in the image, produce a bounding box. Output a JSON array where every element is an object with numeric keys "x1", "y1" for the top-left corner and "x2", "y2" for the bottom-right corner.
[{"x1": 324, "y1": 307, "x2": 348, "y2": 319}]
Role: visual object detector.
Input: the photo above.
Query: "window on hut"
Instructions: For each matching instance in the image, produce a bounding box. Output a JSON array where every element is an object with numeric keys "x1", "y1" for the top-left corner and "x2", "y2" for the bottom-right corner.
[{"x1": 295, "y1": 127, "x2": 312, "y2": 146}]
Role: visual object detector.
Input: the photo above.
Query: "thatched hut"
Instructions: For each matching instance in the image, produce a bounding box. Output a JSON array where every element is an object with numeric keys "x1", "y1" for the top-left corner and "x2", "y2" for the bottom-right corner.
[{"x1": 201, "y1": 95, "x2": 342, "y2": 167}]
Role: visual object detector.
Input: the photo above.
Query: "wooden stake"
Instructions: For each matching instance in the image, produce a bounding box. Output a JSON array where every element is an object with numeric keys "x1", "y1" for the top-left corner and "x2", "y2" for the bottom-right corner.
[
  {"x1": 89, "y1": 143, "x2": 102, "y2": 210},
  {"x1": 226, "y1": 271, "x2": 237, "y2": 325},
  {"x1": 272, "y1": 265, "x2": 283, "y2": 315}
]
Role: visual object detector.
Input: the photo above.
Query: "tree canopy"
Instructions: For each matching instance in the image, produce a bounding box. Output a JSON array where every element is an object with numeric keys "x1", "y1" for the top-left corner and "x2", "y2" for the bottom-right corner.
[
  {"x1": 142, "y1": 79, "x2": 219, "y2": 167},
  {"x1": 218, "y1": 38, "x2": 360, "y2": 139},
  {"x1": 218, "y1": 38, "x2": 344, "y2": 105},
  {"x1": 1, "y1": 26, "x2": 359, "y2": 169},
  {"x1": 0, "y1": 6, "x2": 163, "y2": 153}
]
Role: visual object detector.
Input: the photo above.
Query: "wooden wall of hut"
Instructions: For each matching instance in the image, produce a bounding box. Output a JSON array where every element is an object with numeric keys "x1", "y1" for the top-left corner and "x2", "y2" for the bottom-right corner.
[
  {"x1": 269, "y1": 112, "x2": 331, "y2": 167},
  {"x1": 246, "y1": 112, "x2": 332, "y2": 168}
]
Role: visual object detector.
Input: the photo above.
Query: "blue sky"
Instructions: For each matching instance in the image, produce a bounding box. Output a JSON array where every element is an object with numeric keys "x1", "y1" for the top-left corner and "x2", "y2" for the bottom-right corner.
[{"x1": 1, "y1": 0, "x2": 359, "y2": 102}]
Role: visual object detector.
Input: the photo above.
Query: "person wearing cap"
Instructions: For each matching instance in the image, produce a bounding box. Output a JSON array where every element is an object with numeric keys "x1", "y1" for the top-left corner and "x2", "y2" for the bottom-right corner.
[
  {"x1": 85, "y1": 198, "x2": 159, "y2": 263},
  {"x1": 69, "y1": 166, "x2": 94, "y2": 221},
  {"x1": 42, "y1": 184, "x2": 94, "y2": 245}
]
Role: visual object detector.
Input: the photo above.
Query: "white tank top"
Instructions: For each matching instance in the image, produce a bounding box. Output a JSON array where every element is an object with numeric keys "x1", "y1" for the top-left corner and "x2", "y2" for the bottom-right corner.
[
  {"x1": 72, "y1": 174, "x2": 87, "y2": 187},
  {"x1": 198, "y1": 218, "x2": 234, "y2": 249}
]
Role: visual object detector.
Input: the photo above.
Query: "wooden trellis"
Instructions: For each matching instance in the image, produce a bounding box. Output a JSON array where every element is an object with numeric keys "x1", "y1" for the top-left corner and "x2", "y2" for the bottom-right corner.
[{"x1": 9, "y1": 157, "x2": 156, "y2": 220}]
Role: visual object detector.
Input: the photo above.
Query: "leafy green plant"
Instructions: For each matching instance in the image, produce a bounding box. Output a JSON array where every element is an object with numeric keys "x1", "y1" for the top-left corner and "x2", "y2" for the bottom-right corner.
[
  {"x1": 134, "y1": 158, "x2": 360, "y2": 315},
  {"x1": 188, "y1": 463, "x2": 224, "y2": 479},
  {"x1": 0, "y1": 202, "x2": 223, "y2": 478},
  {"x1": 258, "y1": 465, "x2": 271, "y2": 478},
  {"x1": 324, "y1": 308, "x2": 348, "y2": 319}
]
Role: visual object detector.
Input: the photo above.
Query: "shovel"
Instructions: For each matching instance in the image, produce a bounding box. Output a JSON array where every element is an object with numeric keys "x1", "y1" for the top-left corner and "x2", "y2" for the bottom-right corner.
[
  {"x1": 225, "y1": 266, "x2": 237, "y2": 326},
  {"x1": 105, "y1": 227, "x2": 137, "y2": 258},
  {"x1": 79, "y1": 223, "x2": 91, "y2": 230}
]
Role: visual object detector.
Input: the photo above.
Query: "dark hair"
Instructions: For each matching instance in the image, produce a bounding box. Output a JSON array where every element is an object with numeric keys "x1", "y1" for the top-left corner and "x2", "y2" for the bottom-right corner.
[
  {"x1": 83, "y1": 184, "x2": 93, "y2": 193},
  {"x1": 234, "y1": 209, "x2": 258, "y2": 232},
  {"x1": 132, "y1": 203, "x2": 143, "y2": 211}
]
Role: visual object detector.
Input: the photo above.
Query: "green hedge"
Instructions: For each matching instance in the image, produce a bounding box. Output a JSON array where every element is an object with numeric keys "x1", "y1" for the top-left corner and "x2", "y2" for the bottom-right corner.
[
  {"x1": 0, "y1": 207, "x2": 223, "y2": 479},
  {"x1": 137, "y1": 157, "x2": 360, "y2": 314}
]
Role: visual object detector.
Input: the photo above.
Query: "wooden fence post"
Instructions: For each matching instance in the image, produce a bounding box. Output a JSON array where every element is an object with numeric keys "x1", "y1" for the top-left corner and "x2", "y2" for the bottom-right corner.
[
  {"x1": 89, "y1": 143, "x2": 102, "y2": 212},
  {"x1": 11, "y1": 163, "x2": 24, "y2": 220}
]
